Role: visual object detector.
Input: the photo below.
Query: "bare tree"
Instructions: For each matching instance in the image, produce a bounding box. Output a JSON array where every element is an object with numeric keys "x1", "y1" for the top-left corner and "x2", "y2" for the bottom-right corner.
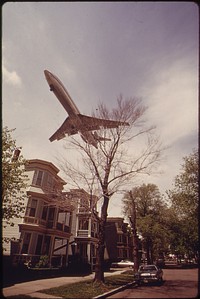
[{"x1": 58, "y1": 96, "x2": 164, "y2": 283}]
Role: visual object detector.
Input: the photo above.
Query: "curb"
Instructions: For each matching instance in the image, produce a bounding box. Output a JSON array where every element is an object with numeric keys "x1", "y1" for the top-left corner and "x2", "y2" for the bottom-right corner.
[{"x1": 93, "y1": 281, "x2": 137, "y2": 299}]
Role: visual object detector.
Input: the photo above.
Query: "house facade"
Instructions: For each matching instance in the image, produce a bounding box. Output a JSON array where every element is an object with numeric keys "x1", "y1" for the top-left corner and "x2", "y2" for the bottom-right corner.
[
  {"x1": 68, "y1": 189, "x2": 99, "y2": 271},
  {"x1": 10, "y1": 159, "x2": 74, "y2": 268},
  {"x1": 4, "y1": 159, "x2": 100, "y2": 271},
  {"x1": 3, "y1": 158, "x2": 135, "y2": 271},
  {"x1": 105, "y1": 217, "x2": 133, "y2": 263}
]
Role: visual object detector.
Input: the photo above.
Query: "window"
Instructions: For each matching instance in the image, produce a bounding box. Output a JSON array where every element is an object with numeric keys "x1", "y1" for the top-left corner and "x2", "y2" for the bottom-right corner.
[
  {"x1": 118, "y1": 234, "x2": 123, "y2": 243},
  {"x1": 42, "y1": 236, "x2": 51, "y2": 255},
  {"x1": 33, "y1": 170, "x2": 44, "y2": 186},
  {"x1": 35, "y1": 235, "x2": 43, "y2": 255},
  {"x1": 79, "y1": 197, "x2": 89, "y2": 211},
  {"x1": 47, "y1": 173, "x2": 53, "y2": 187},
  {"x1": 57, "y1": 212, "x2": 65, "y2": 224},
  {"x1": 41, "y1": 204, "x2": 48, "y2": 220},
  {"x1": 47, "y1": 207, "x2": 55, "y2": 228},
  {"x1": 21, "y1": 233, "x2": 31, "y2": 254},
  {"x1": 48, "y1": 207, "x2": 55, "y2": 220},
  {"x1": 26, "y1": 199, "x2": 38, "y2": 217},
  {"x1": 65, "y1": 212, "x2": 71, "y2": 226},
  {"x1": 79, "y1": 219, "x2": 89, "y2": 230},
  {"x1": 30, "y1": 199, "x2": 37, "y2": 217},
  {"x1": 39, "y1": 172, "x2": 57, "y2": 192}
]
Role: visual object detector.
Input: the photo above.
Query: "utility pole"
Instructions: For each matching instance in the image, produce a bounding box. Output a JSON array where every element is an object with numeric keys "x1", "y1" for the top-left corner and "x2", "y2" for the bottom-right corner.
[{"x1": 129, "y1": 191, "x2": 139, "y2": 272}]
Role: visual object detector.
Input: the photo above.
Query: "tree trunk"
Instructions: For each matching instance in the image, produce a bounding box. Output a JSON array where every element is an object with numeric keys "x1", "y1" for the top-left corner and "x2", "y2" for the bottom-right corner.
[
  {"x1": 146, "y1": 238, "x2": 152, "y2": 264},
  {"x1": 94, "y1": 219, "x2": 105, "y2": 283},
  {"x1": 94, "y1": 193, "x2": 109, "y2": 283},
  {"x1": 133, "y1": 234, "x2": 139, "y2": 272},
  {"x1": 129, "y1": 191, "x2": 139, "y2": 272}
]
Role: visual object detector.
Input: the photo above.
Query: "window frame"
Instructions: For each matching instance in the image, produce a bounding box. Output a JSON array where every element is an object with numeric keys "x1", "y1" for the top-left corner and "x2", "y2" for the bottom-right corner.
[
  {"x1": 25, "y1": 198, "x2": 38, "y2": 218},
  {"x1": 32, "y1": 170, "x2": 44, "y2": 186}
]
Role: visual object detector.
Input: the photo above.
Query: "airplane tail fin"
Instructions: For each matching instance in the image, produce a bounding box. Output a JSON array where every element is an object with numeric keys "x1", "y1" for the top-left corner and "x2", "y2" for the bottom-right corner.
[{"x1": 93, "y1": 131, "x2": 111, "y2": 142}]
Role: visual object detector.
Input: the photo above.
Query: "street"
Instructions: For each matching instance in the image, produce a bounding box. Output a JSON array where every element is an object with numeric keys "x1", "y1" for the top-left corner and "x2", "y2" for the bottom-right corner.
[{"x1": 107, "y1": 268, "x2": 199, "y2": 298}]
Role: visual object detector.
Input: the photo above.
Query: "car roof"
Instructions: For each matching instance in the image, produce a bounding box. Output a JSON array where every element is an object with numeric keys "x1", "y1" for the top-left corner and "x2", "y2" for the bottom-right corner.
[{"x1": 139, "y1": 264, "x2": 157, "y2": 269}]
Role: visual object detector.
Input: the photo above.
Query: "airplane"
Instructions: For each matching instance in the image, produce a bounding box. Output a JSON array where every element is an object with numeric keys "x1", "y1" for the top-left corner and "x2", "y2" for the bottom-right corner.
[{"x1": 44, "y1": 70, "x2": 129, "y2": 148}]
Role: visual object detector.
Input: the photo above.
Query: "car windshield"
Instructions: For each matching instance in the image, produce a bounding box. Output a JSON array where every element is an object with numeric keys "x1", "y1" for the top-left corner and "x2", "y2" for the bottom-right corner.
[{"x1": 139, "y1": 265, "x2": 157, "y2": 271}]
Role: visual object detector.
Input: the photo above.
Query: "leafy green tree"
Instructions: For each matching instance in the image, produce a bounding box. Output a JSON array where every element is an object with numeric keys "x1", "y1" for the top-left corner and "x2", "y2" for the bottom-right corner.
[
  {"x1": 2, "y1": 127, "x2": 27, "y2": 235},
  {"x1": 123, "y1": 184, "x2": 170, "y2": 263},
  {"x1": 168, "y1": 149, "x2": 198, "y2": 218},
  {"x1": 167, "y1": 149, "x2": 198, "y2": 258}
]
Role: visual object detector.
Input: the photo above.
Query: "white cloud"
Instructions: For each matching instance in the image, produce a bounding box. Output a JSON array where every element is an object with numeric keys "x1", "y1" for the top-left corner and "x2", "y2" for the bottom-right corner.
[
  {"x1": 145, "y1": 59, "x2": 198, "y2": 146},
  {"x1": 2, "y1": 65, "x2": 22, "y2": 87}
]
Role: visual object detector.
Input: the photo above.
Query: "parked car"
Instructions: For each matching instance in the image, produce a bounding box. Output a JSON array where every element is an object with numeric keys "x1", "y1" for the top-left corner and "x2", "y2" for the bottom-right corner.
[
  {"x1": 111, "y1": 259, "x2": 134, "y2": 268},
  {"x1": 134, "y1": 264, "x2": 163, "y2": 285}
]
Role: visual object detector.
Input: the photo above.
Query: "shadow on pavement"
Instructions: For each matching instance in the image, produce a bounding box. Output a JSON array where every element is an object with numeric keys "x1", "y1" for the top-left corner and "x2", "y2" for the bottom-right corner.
[{"x1": 2, "y1": 263, "x2": 92, "y2": 288}]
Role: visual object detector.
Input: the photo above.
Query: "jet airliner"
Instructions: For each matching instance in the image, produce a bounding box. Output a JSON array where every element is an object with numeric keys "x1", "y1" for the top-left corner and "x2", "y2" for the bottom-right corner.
[{"x1": 44, "y1": 70, "x2": 129, "y2": 148}]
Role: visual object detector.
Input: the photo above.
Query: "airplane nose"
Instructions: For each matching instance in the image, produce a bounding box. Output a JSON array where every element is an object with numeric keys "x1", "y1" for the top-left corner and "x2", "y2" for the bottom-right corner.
[
  {"x1": 44, "y1": 70, "x2": 52, "y2": 83},
  {"x1": 44, "y1": 69, "x2": 50, "y2": 78}
]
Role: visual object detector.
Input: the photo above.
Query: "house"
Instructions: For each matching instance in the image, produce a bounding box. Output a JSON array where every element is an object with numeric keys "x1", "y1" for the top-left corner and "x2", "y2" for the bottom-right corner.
[
  {"x1": 3, "y1": 159, "x2": 100, "y2": 272},
  {"x1": 9, "y1": 159, "x2": 74, "y2": 268},
  {"x1": 4, "y1": 158, "x2": 135, "y2": 272},
  {"x1": 68, "y1": 189, "x2": 99, "y2": 271},
  {"x1": 105, "y1": 217, "x2": 133, "y2": 263}
]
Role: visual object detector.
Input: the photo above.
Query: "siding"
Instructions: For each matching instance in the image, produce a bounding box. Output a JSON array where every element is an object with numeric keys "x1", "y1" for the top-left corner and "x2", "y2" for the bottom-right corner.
[{"x1": 3, "y1": 218, "x2": 22, "y2": 255}]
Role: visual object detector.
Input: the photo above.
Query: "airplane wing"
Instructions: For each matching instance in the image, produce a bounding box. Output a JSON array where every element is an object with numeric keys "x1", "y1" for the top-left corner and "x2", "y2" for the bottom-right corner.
[
  {"x1": 78, "y1": 114, "x2": 129, "y2": 131},
  {"x1": 49, "y1": 117, "x2": 78, "y2": 142}
]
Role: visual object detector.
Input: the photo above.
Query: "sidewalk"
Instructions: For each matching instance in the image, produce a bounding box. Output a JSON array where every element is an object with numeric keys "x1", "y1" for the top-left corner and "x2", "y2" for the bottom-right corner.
[{"x1": 2, "y1": 270, "x2": 125, "y2": 298}]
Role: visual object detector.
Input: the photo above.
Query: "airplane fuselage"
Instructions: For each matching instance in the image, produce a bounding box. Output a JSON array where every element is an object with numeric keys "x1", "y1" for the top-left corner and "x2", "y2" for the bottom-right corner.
[{"x1": 44, "y1": 70, "x2": 80, "y2": 116}]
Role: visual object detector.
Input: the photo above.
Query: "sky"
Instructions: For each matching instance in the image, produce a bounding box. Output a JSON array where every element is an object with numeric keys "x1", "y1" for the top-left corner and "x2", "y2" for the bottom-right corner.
[{"x1": 2, "y1": 2, "x2": 199, "y2": 217}]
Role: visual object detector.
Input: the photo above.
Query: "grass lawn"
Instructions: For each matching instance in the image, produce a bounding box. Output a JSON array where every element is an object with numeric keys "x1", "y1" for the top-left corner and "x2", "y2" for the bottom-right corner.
[{"x1": 40, "y1": 271, "x2": 134, "y2": 298}]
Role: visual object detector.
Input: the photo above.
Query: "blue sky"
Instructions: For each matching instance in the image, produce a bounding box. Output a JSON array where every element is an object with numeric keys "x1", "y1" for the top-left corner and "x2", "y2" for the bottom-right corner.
[{"x1": 2, "y1": 2, "x2": 198, "y2": 216}]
